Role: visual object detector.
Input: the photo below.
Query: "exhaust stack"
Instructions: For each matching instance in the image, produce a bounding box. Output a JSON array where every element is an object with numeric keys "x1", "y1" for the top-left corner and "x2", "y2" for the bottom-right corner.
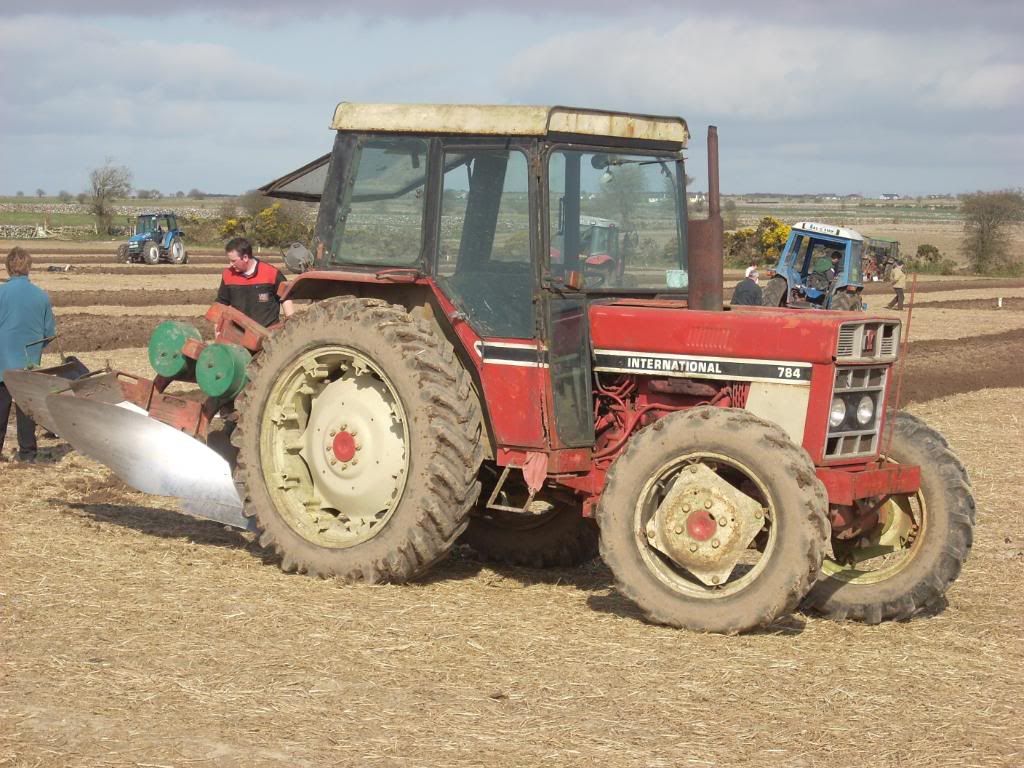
[{"x1": 686, "y1": 126, "x2": 724, "y2": 311}]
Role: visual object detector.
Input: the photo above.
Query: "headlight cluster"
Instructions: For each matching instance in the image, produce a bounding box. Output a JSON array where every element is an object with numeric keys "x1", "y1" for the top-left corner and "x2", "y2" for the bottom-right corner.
[{"x1": 829, "y1": 393, "x2": 878, "y2": 430}]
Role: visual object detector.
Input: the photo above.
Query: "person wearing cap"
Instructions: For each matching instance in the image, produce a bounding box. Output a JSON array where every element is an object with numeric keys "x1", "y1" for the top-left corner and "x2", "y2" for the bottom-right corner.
[
  {"x1": 887, "y1": 260, "x2": 907, "y2": 310},
  {"x1": 0, "y1": 247, "x2": 56, "y2": 462},
  {"x1": 731, "y1": 266, "x2": 763, "y2": 306}
]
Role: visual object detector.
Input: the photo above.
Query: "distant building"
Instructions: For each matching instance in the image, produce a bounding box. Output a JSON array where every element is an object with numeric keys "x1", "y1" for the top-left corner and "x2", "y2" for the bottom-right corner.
[{"x1": 879, "y1": 193, "x2": 901, "y2": 200}]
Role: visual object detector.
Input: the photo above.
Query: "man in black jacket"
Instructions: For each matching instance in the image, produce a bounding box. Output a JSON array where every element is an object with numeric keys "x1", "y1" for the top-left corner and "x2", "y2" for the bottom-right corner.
[
  {"x1": 731, "y1": 266, "x2": 763, "y2": 306},
  {"x1": 217, "y1": 237, "x2": 294, "y2": 327}
]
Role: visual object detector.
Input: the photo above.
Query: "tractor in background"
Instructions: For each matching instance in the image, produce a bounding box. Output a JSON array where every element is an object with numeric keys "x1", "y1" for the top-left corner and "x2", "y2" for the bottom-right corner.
[
  {"x1": 7, "y1": 103, "x2": 973, "y2": 634},
  {"x1": 761, "y1": 221, "x2": 865, "y2": 310},
  {"x1": 117, "y1": 212, "x2": 188, "y2": 265},
  {"x1": 863, "y1": 236, "x2": 900, "y2": 282}
]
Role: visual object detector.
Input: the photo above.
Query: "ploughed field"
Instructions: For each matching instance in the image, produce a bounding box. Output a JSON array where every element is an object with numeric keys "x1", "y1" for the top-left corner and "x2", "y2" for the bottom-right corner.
[{"x1": 2, "y1": 249, "x2": 1023, "y2": 767}]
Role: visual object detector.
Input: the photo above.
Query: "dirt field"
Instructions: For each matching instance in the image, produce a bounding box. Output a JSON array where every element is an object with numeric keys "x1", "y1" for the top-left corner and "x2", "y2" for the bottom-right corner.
[{"x1": 2, "y1": 246, "x2": 1023, "y2": 767}]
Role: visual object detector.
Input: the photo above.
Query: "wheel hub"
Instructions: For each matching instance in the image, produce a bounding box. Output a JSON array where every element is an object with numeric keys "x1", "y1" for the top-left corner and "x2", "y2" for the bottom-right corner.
[
  {"x1": 647, "y1": 463, "x2": 765, "y2": 586},
  {"x1": 331, "y1": 430, "x2": 357, "y2": 463}
]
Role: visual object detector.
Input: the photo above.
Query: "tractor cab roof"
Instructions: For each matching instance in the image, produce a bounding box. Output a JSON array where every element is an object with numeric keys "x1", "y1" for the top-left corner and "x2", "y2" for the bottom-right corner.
[
  {"x1": 261, "y1": 103, "x2": 690, "y2": 202},
  {"x1": 791, "y1": 221, "x2": 864, "y2": 242},
  {"x1": 329, "y1": 102, "x2": 690, "y2": 146}
]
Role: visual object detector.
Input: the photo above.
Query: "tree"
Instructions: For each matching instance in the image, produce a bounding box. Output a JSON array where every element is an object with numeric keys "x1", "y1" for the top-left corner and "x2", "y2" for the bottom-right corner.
[
  {"x1": 36, "y1": 188, "x2": 45, "y2": 198},
  {"x1": 961, "y1": 190, "x2": 1024, "y2": 274},
  {"x1": 188, "y1": 188, "x2": 205, "y2": 200},
  {"x1": 16, "y1": 190, "x2": 24, "y2": 197},
  {"x1": 597, "y1": 164, "x2": 645, "y2": 231},
  {"x1": 58, "y1": 190, "x2": 72, "y2": 203},
  {"x1": 88, "y1": 162, "x2": 133, "y2": 233},
  {"x1": 76, "y1": 192, "x2": 88, "y2": 204},
  {"x1": 175, "y1": 190, "x2": 185, "y2": 198}
]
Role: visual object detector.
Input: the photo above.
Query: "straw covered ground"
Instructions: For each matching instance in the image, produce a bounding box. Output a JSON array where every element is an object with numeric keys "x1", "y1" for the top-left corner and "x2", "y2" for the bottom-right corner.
[{"x1": 1, "y1": 248, "x2": 1023, "y2": 767}]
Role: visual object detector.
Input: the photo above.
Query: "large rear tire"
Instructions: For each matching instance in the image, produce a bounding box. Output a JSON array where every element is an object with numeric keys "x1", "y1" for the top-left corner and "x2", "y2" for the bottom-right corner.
[
  {"x1": 233, "y1": 297, "x2": 484, "y2": 581},
  {"x1": 166, "y1": 236, "x2": 187, "y2": 264},
  {"x1": 598, "y1": 407, "x2": 828, "y2": 633},
  {"x1": 462, "y1": 505, "x2": 599, "y2": 568},
  {"x1": 761, "y1": 276, "x2": 787, "y2": 307},
  {"x1": 804, "y1": 412, "x2": 974, "y2": 623}
]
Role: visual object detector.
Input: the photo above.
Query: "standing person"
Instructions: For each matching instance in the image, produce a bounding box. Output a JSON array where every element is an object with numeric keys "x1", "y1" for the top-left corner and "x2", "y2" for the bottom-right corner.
[
  {"x1": 887, "y1": 260, "x2": 907, "y2": 310},
  {"x1": 217, "y1": 237, "x2": 294, "y2": 327},
  {"x1": 0, "y1": 247, "x2": 56, "y2": 462},
  {"x1": 731, "y1": 266, "x2": 763, "y2": 306}
]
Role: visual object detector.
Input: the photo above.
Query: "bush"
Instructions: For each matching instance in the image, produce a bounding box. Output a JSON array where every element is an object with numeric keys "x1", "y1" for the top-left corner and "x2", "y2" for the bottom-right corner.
[
  {"x1": 961, "y1": 190, "x2": 1024, "y2": 275},
  {"x1": 906, "y1": 243, "x2": 956, "y2": 275}
]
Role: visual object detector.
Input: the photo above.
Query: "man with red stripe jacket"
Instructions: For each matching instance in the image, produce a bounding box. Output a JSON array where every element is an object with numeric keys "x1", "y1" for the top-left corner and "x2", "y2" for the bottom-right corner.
[{"x1": 217, "y1": 236, "x2": 294, "y2": 327}]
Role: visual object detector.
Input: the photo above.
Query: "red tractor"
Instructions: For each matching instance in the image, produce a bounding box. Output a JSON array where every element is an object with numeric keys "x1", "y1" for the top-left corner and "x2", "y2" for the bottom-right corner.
[{"x1": 5, "y1": 103, "x2": 973, "y2": 633}]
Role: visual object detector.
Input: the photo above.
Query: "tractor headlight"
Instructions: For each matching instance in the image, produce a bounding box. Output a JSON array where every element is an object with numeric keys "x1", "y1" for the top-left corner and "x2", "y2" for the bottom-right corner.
[
  {"x1": 829, "y1": 397, "x2": 847, "y2": 428},
  {"x1": 856, "y1": 395, "x2": 875, "y2": 425}
]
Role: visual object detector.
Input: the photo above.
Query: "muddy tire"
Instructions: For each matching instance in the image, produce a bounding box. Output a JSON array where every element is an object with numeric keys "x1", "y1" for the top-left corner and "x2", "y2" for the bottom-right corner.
[
  {"x1": 761, "y1": 276, "x2": 787, "y2": 307},
  {"x1": 116, "y1": 244, "x2": 131, "y2": 263},
  {"x1": 141, "y1": 241, "x2": 160, "y2": 265},
  {"x1": 166, "y1": 236, "x2": 187, "y2": 264},
  {"x1": 598, "y1": 407, "x2": 828, "y2": 633},
  {"x1": 804, "y1": 412, "x2": 974, "y2": 623},
  {"x1": 831, "y1": 291, "x2": 863, "y2": 311},
  {"x1": 463, "y1": 505, "x2": 599, "y2": 568},
  {"x1": 233, "y1": 297, "x2": 484, "y2": 582}
]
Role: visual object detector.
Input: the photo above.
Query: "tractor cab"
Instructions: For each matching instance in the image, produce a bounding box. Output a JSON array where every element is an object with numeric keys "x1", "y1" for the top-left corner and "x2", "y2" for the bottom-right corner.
[
  {"x1": 552, "y1": 215, "x2": 623, "y2": 287},
  {"x1": 763, "y1": 221, "x2": 864, "y2": 310}
]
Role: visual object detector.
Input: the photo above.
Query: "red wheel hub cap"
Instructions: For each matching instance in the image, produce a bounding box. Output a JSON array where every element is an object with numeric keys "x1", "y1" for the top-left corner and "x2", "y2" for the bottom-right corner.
[
  {"x1": 686, "y1": 509, "x2": 717, "y2": 541},
  {"x1": 332, "y1": 431, "x2": 356, "y2": 462}
]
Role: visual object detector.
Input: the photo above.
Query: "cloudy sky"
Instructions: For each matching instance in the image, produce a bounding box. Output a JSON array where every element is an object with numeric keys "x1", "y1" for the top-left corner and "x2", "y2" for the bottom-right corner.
[{"x1": 2, "y1": 1, "x2": 1021, "y2": 197}]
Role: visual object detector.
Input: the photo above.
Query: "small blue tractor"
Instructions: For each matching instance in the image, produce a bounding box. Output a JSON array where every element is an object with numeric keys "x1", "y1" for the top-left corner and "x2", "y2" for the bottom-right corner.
[
  {"x1": 117, "y1": 212, "x2": 188, "y2": 265},
  {"x1": 761, "y1": 221, "x2": 864, "y2": 310}
]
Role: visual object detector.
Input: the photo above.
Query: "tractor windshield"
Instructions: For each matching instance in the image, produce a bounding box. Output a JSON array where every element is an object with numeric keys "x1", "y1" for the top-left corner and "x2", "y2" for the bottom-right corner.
[
  {"x1": 548, "y1": 150, "x2": 686, "y2": 291},
  {"x1": 135, "y1": 215, "x2": 158, "y2": 235}
]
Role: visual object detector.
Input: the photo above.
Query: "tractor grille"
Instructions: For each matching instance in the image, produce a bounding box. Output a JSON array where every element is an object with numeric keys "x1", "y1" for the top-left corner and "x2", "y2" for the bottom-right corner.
[
  {"x1": 825, "y1": 366, "x2": 888, "y2": 459},
  {"x1": 836, "y1": 321, "x2": 900, "y2": 362}
]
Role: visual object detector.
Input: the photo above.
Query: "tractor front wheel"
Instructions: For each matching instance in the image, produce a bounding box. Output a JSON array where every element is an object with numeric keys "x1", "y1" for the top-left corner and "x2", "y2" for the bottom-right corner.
[
  {"x1": 761, "y1": 276, "x2": 787, "y2": 307},
  {"x1": 831, "y1": 291, "x2": 863, "y2": 311},
  {"x1": 598, "y1": 407, "x2": 828, "y2": 633},
  {"x1": 141, "y1": 241, "x2": 160, "y2": 265},
  {"x1": 233, "y1": 297, "x2": 484, "y2": 582},
  {"x1": 116, "y1": 244, "x2": 131, "y2": 263},
  {"x1": 804, "y1": 412, "x2": 974, "y2": 623}
]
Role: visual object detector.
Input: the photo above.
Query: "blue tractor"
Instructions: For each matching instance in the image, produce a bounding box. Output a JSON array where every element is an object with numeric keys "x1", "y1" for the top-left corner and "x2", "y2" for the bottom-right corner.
[
  {"x1": 117, "y1": 212, "x2": 188, "y2": 265},
  {"x1": 761, "y1": 221, "x2": 864, "y2": 311}
]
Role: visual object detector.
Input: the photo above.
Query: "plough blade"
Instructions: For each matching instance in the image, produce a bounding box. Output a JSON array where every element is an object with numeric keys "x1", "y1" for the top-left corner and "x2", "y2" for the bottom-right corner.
[
  {"x1": 3, "y1": 368, "x2": 123, "y2": 436},
  {"x1": 46, "y1": 394, "x2": 252, "y2": 530}
]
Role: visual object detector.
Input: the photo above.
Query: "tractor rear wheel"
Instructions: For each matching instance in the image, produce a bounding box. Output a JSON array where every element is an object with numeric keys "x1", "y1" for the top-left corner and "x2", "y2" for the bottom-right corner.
[
  {"x1": 141, "y1": 241, "x2": 160, "y2": 265},
  {"x1": 462, "y1": 504, "x2": 599, "y2": 568},
  {"x1": 761, "y1": 276, "x2": 787, "y2": 307},
  {"x1": 166, "y1": 236, "x2": 187, "y2": 264},
  {"x1": 233, "y1": 297, "x2": 484, "y2": 581},
  {"x1": 598, "y1": 407, "x2": 828, "y2": 633},
  {"x1": 831, "y1": 291, "x2": 863, "y2": 311},
  {"x1": 804, "y1": 412, "x2": 974, "y2": 623}
]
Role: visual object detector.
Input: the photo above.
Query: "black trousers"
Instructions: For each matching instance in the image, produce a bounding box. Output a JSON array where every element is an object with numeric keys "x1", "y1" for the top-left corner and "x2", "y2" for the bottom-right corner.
[
  {"x1": 887, "y1": 288, "x2": 905, "y2": 310},
  {"x1": 0, "y1": 381, "x2": 37, "y2": 455}
]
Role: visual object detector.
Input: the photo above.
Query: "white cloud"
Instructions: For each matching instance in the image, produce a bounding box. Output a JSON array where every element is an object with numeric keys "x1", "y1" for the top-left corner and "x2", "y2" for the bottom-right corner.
[
  {"x1": 0, "y1": 17, "x2": 309, "y2": 137},
  {"x1": 500, "y1": 19, "x2": 1024, "y2": 119}
]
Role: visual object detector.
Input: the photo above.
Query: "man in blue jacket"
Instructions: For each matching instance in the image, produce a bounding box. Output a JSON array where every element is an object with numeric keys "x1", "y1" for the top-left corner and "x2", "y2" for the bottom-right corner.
[{"x1": 0, "y1": 247, "x2": 56, "y2": 461}]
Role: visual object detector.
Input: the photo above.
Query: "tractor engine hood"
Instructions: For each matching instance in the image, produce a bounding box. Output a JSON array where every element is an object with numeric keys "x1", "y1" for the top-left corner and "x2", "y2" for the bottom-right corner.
[
  {"x1": 129, "y1": 233, "x2": 152, "y2": 244},
  {"x1": 589, "y1": 301, "x2": 863, "y2": 366}
]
